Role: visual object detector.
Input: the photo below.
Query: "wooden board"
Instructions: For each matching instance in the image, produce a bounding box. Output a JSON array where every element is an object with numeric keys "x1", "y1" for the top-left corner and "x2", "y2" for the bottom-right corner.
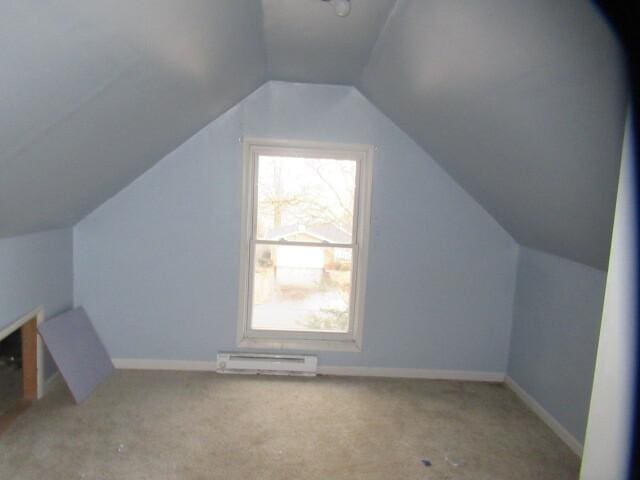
[{"x1": 21, "y1": 318, "x2": 37, "y2": 401}]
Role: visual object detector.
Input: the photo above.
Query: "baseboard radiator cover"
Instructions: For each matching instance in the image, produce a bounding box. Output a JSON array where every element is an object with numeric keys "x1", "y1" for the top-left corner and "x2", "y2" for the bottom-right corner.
[{"x1": 216, "y1": 352, "x2": 318, "y2": 376}]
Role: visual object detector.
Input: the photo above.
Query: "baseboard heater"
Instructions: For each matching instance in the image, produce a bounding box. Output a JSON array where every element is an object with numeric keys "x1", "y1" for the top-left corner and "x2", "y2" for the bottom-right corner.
[{"x1": 216, "y1": 352, "x2": 317, "y2": 376}]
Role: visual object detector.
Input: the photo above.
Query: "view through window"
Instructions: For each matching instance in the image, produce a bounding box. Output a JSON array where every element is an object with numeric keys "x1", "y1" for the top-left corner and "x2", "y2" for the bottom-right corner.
[{"x1": 253, "y1": 155, "x2": 356, "y2": 332}]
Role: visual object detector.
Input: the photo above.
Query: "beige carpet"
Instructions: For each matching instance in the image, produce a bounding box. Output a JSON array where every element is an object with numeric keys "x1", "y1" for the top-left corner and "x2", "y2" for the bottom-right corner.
[{"x1": 0, "y1": 370, "x2": 579, "y2": 479}]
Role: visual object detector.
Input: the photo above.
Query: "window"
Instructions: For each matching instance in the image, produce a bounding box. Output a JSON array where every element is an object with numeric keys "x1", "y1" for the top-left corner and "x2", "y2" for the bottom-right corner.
[{"x1": 237, "y1": 139, "x2": 372, "y2": 351}]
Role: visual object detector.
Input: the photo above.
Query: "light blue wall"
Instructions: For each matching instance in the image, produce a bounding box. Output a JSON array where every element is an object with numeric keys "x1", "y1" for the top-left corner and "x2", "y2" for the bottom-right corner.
[
  {"x1": 0, "y1": 228, "x2": 74, "y2": 378},
  {"x1": 74, "y1": 81, "x2": 518, "y2": 372},
  {"x1": 508, "y1": 246, "x2": 606, "y2": 444}
]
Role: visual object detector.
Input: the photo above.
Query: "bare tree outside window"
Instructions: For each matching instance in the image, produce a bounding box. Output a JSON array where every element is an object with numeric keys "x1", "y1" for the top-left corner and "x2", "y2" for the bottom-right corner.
[{"x1": 251, "y1": 155, "x2": 357, "y2": 333}]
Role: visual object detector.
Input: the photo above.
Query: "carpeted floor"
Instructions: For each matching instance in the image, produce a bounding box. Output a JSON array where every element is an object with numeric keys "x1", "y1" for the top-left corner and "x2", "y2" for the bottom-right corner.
[
  {"x1": 0, "y1": 362, "x2": 22, "y2": 417},
  {"x1": 0, "y1": 370, "x2": 580, "y2": 479}
]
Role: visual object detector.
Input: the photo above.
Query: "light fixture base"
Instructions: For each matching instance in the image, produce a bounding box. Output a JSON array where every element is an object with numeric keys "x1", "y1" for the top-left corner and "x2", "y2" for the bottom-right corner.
[{"x1": 321, "y1": 0, "x2": 351, "y2": 18}]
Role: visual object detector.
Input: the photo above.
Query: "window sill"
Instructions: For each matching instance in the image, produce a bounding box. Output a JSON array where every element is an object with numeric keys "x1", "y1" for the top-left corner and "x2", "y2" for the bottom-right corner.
[{"x1": 237, "y1": 336, "x2": 362, "y2": 352}]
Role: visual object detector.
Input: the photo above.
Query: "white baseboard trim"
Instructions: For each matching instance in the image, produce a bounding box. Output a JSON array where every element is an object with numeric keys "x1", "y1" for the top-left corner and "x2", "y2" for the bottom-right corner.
[
  {"x1": 112, "y1": 358, "x2": 503, "y2": 382},
  {"x1": 317, "y1": 366, "x2": 505, "y2": 382},
  {"x1": 505, "y1": 376, "x2": 583, "y2": 457},
  {"x1": 112, "y1": 358, "x2": 217, "y2": 371}
]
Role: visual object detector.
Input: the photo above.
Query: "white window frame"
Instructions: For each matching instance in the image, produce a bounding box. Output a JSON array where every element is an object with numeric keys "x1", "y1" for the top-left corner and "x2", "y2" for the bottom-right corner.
[{"x1": 236, "y1": 138, "x2": 373, "y2": 352}]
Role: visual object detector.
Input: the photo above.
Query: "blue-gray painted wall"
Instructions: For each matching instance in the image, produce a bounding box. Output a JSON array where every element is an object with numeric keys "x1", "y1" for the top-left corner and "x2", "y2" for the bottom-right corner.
[
  {"x1": 0, "y1": 228, "x2": 74, "y2": 378},
  {"x1": 508, "y1": 246, "x2": 606, "y2": 443},
  {"x1": 74, "y1": 82, "x2": 519, "y2": 372}
]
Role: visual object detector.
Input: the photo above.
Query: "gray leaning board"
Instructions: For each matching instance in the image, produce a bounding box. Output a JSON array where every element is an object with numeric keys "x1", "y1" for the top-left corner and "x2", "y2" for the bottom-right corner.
[{"x1": 38, "y1": 307, "x2": 114, "y2": 403}]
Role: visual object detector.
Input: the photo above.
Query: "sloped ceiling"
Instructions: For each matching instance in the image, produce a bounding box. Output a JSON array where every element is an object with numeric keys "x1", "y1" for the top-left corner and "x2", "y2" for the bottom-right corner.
[
  {"x1": 0, "y1": 0, "x2": 627, "y2": 269},
  {"x1": 359, "y1": 0, "x2": 627, "y2": 269},
  {"x1": 0, "y1": 0, "x2": 266, "y2": 237}
]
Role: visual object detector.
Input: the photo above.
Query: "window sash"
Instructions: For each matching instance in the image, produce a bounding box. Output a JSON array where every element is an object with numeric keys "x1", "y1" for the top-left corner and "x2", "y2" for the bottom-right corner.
[
  {"x1": 238, "y1": 139, "x2": 372, "y2": 351},
  {"x1": 246, "y1": 241, "x2": 359, "y2": 337},
  {"x1": 246, "y1": 148, "x2": 362, "y2": 337},
  {"x1": 251, "y1": 148, "x2": 364, "y2": 247}
]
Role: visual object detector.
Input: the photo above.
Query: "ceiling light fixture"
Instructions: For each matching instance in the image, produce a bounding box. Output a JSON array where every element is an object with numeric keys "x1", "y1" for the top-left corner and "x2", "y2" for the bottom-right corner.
[{"x1": 321, "y1": 0, "x2": 351, "y2": 17}]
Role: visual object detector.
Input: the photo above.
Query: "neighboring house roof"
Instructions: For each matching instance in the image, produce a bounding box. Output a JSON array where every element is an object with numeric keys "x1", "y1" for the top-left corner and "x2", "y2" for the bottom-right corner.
[
  {"x1": 0, "y1": 0, "x2": 626, "y2": 269},
  {"x1": 265, "y1": 224, "x2": 351, "y2": 244}
]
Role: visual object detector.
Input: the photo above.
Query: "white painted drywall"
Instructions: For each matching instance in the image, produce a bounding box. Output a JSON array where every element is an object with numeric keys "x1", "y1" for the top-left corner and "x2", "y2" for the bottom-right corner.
[
  {"x1": 580, "y1": 115, "x2": 636, "y2": 479},
  {"x1": 74, "y1": 81, "x2": 518, "y2": 372}
]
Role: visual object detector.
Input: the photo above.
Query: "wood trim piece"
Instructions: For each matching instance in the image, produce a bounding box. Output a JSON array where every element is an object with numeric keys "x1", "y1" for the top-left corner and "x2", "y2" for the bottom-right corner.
[{"x1": 21, "y1": 318, "x2": 38, "y2": 401}]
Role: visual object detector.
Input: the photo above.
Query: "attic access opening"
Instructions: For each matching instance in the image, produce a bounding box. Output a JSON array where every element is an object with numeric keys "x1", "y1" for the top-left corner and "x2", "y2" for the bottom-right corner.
[{"x1": 0, "y1": 307, "x2": 43, "y2": 435}]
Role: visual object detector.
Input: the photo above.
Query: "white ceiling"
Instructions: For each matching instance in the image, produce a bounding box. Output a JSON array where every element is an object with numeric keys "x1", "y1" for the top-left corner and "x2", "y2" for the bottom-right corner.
[
  {"x1": 262, "y1": 0, "x2": 396, "y2": 84},
  {"x1": 0, "y1": 0, "x2": 627, "y2": 269}
]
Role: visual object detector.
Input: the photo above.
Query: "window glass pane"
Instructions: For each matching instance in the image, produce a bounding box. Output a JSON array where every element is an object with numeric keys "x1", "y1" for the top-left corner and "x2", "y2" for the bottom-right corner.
[
  {"x1": 256, "y1": 155, "x2": 356, "y2": 244},
  {"x1": 251, "y1": 244, "x2": 352, "y2": 333}
]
